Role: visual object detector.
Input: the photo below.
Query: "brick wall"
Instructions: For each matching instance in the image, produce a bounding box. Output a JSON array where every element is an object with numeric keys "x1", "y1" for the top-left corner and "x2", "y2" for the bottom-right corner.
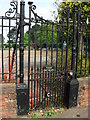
[
  {"x1": 77, "y1": 77, "x2": 90, "y2": 107},
  {"x1": 0, "y1": 83, "x2": 16, "y2": 118}
]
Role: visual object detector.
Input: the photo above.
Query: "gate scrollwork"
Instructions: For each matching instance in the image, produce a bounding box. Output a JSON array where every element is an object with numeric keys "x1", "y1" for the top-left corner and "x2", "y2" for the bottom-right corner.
[{"x1": 5, "y1": 1, "x2": 18, "y2": 18}]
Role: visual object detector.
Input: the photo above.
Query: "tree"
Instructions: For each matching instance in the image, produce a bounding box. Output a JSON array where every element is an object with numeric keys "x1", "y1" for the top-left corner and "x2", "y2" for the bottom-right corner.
[
  {"x1": 36, "y1": 24, "x2": 57, "y2": 48},
  {"x1": 24, "y1": 24, "x2": 58, "y2": 49},
  {"x1": 52, "y1": 0, "x2": 90, "y2": 75},
  {"x1": 53, "y1": 1, "x2": 90, "y2": 21},
  {"x1": 52, "y1": 1, "x2": 90, "y2": 54}
]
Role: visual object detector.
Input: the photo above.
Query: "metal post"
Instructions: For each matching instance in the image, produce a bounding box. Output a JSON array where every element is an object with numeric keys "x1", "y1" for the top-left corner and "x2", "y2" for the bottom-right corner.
[
  {"x1": 71, "y1": 5, "x2": 77, "y2": 74},
  {"x1": 64, "y1": 5, "x2": 79, "y2": 109},
  {"x1": 17, "y1": 1, "x2": 29, "y2": 115},
  {"x1": 20, "y1": 0, "x2": 25, "y2": 83},
  {"x1": 28, "y1": 1, "x2": 33, "y2": 111}
]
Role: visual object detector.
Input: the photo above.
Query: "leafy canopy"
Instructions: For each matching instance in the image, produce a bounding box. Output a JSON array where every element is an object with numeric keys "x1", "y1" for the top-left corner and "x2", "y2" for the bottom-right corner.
[{"x1": 53, "y1": 0, "x2": 90, "y2": 21}]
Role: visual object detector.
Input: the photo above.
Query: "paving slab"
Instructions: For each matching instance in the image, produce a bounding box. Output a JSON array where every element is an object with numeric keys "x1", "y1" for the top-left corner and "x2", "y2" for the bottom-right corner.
[{"x1": 53, "y1": 106, "x2": 88, "y2": 118}]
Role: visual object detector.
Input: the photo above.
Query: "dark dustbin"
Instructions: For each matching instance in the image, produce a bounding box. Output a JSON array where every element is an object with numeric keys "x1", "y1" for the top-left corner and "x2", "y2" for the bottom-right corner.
[
  {"x1": 65, "y1": 78, "x2": 79, "y2": 109},
  {"x1": 16, "y1": 83, "x2": 28, "y2": 115}
]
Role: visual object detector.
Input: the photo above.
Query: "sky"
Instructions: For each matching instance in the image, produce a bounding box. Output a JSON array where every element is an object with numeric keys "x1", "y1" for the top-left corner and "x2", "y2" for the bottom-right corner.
[{"x1": 0, "y1": 0, "x2": 62, "y2": 20}]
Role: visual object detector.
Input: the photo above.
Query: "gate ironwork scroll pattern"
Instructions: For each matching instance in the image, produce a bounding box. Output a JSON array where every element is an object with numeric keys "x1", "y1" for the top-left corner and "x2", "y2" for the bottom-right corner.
[{"x1": 0, "y1": 0, "x2": 89, "y2": 111}]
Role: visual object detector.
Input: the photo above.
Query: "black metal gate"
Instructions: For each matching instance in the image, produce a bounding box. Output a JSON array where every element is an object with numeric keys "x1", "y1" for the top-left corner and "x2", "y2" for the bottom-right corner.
[{"x1": 0, "y1": 0, "x2": 90, "y2": 112}]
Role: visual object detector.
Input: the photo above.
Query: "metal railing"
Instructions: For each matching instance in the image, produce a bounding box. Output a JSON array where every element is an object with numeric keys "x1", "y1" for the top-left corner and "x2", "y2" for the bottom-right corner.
[{"x1": 0, "y1": 1, "x2": 90, "y2": 111}]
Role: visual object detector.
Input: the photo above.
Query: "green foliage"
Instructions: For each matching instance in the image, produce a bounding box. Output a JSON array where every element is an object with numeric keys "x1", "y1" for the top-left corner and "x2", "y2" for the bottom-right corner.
[
  {"x1": 3, "y1": 43, "x2": 20, "y2": 49},
  {"x1": 36, "y1": 24, "x2": 57, "y2": 48},
  {"x1": 52, "y1": 1, "x2": 90, "y2": 50},
  {"x1": 4, "y1": 43, "x2": 13, "y2": 48},
  {"x1": 24, "y1": 24, "x2": 58, "y2": 48},
  {"x1": 53, "y1": 1, "x2": 90, "y2": 21},
  {"x1": 44, "y1": 111, "x2": 54, "y2": 117},
  {"x1": 77, "y1": 52, "x2": 89, "y2": 77},
  {"x1": 56, "y1": 47, "x2": 89, "y2": 77},
  {"x1": 51, "y1": 0, "x2": 90, "y2": 78},
  {"x1": 32, "y1": 112, "x2": 38, "y2": 118},
  {"x1": 24, "y1": 33, "x2": 29, "y2": 48},
  {"x1": 43, "y1": 108, "x2": 55, "y2": 118}
]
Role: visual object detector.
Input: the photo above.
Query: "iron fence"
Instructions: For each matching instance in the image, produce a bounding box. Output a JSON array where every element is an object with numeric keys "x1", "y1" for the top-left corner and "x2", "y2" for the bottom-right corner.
[{"x1": 0, "y1": 1, "x2": 90, "y2": 110}]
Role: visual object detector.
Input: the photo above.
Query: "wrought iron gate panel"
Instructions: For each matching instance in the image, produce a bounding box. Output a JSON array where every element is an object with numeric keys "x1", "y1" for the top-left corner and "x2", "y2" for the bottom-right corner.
[{"x1": 0, "y1": 1, "x2": 89, "y2": 111}]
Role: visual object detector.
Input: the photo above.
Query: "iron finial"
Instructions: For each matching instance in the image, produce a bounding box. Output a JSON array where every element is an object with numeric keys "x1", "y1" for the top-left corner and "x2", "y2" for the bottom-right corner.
[{"x1": 28, "y1": 1, "x2": 33, "y2": 5}]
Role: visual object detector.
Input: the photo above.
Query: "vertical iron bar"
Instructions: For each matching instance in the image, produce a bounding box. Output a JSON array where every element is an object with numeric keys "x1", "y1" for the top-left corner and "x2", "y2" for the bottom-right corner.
[
  {"x1": 46, "y1": 21, "x2": 48, "y2": 107},
  {"x1": 44, "y1": 69, "x2": 47, "y2": 108},
  {"x1": 51, "y1": 23, "x2": 53, "y2": 66},
  {"x1": 46, "y1": 21, "x2": 48, "y2": 65},
  {"x1": 9, "y1": 19, "x2": 10, "y2": 80},
  {"x1": 56, "y1": 24, "x2": 59, "y2": 104},
  {"x1": 71, "y1": 5, "x2": 77, "y2": 75},
  {"x1": 31, "y1": 67, "x2": 33, "y2": 109},
  {"x1": 61, "y1": 19, "x2": 65, "y2": 105},
  {"x1": 42, "y1": 67, "x2": 44, "y2": 107},
  {"x1": 88, "y1": 26, "x2": 90, "y2": 74},
  {"x1": 15, "y1": 4, "x2": 18, "y2": 115},
  {"x1": 59, "y1": 77, "x2": 61, "y2": 105},
  {"x1": 75, "y1": 10, "x2": 80, "y2": 79},
  {"x1": 16, "y1": 2, "x2": 18, "y2": 84},
  {"x1": 85, "y1": 23, "x2": 88, "y2": 74},
  {"x1": 28, "y1": 1, "x2": 33, "y2": 112},
  {"x1": 20, "y1": 1, "x2": 25, "y2": 83},
  {"x1": 16, "y1": 28, "x2": 17, "y2": 84},
  {"x1": 52, "y1": 69, "x2": 54, "y2": 105},
  {"x1": 56, "y1": 74, "x2": 59, "y2": 106},
  {"x1": 56, "y1": 24, "x2": 59, "y2": 72},
  {"x1": 2, "y1": 16, "x2": 3, "y2": 80},
  {"x1": 50, "y1": 70, "x2": 51, "y2": 106},
  {"x1": 62, "y1": 75, "x2": 65, "y2": 107},
  {"x1": 51, "y1": 23, "x2": 53, "y2": 105},
  {"x1": 54, "y1": 75, "x2": 56, "y2": 106},
  {"x1": 65, "y1": 7, "x2": 69, "y2": 72},
  {"x1": 34, "y1": 20, "x2": 37, "y2": 107},
  {"x1": 15, "y1": 4, "x2": 18, "y2": 118},
  {"x1": 80, "y1": 30, "x2": 83, "y2": 75},
  {"x1": 49, "y1": 69, "x2": 51, "y2": 106},
  {"x1": 61, "y1": 77, "x2": 63, "y2": 106},
  {"x1": 47, "y1": 70, "x2": 49, "y2": 106},
  {"x1": 61, "y1": 17, "x2": 64, "y2": 71},
  {"x1": 37, "y1": 67, "x2": 38, "y2": 106},
  {"x1": 39, "y1": 20, "x2": 42, "y2": 104},
  {"x1": 63, "y1": 72, "x2": 65, "y2": 106}
]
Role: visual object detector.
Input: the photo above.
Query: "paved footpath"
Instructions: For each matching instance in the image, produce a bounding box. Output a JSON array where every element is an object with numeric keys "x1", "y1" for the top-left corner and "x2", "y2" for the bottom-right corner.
[{"x1": 53, "y1": 105, "x2": 88, "y2": 118}]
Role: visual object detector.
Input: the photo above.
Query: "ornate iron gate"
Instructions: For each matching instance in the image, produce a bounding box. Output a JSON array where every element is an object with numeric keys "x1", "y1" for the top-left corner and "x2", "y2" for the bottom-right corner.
[{"x1": 0, "y1": 0, "x2": 89, "y2": 113}]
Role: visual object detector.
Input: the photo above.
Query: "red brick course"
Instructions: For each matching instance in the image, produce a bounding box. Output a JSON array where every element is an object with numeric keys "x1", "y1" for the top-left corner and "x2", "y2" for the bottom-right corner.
[
  {"x1": 0, "y1": 83, "x2": 16, "y2": 118},
  {"x1": 78, "y1": 84, "x2": 90, "y2": 107}
]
